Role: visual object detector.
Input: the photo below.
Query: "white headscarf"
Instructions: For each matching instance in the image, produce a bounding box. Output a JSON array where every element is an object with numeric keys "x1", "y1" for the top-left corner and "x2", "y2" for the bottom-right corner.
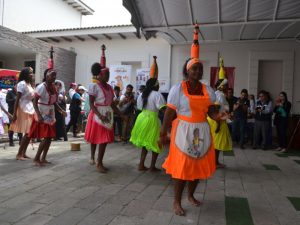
[{"x1": 55, "y1": 80, "x2": 65, "y2": 94}]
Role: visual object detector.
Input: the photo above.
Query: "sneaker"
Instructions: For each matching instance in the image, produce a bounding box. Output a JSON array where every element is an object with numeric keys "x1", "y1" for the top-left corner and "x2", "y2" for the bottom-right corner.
[{"x1": 275, "y1": 147, "x2": 282, "y2": 151}]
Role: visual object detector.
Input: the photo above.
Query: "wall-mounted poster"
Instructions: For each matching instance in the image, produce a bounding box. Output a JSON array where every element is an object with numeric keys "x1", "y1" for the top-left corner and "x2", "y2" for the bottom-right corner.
[
  {"x1": 136, "y1": 68, "x2": 150, "y2": 91},
  {"x1": 136, "y1": 68, "x2": 170, "y2": 93},
  {"x1": 0, "y1": 69, "x2": 20, "y2": 89},
  {"x1": 109, "y1": 65, "x2": 132, "y2": 92},
  {"x1": 158, "y1": 79, "x2": 170, "y2": 93}
]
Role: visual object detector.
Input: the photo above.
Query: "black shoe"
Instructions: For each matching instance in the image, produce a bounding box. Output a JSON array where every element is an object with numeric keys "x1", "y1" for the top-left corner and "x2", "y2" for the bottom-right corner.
[
  {"x1": 252, "y1": 146, "x2": 257, "y2": 150},
  {"x1": 9, "y1": 142, "x2": 15, "y2": 147},
  {"x1": 262, "y1": 147, "x2": 268, "y2": 151},
  {"x1": 240, "y1": 145, "x2": 245, "y2": 149}
]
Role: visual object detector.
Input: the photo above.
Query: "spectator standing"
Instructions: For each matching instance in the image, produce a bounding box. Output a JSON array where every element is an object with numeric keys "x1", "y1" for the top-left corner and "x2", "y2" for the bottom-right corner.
[
  {"x1": 113, "y1": 86, "x2": 122, "y2": 142},
  {"x1": 253, "y1": 90, "x2": 273, "y2": 150},
  {"x1": 119, "y1": 84, "x2": 136, "y2": 143},
  {"x1": 273, "y1": 91, "x2": 291, "y2": 152},
  {"x1": 232, "y1": 89, "x2": 250, "y2": 149},
  {"x1": 6, "y1": 85, "x2": 23, "y2": 146}
]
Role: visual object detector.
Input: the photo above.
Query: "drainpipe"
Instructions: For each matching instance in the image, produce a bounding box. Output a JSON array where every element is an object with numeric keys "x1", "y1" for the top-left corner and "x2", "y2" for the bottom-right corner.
[{"x1": 1, "y1": 0, "x2": 4, "y2": 26}]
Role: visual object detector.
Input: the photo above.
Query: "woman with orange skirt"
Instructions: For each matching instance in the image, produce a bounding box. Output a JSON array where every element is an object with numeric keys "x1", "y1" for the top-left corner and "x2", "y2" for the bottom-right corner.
[
  {"x1": 10, "y1": 67, "x2": 35, "y2": 160},
  {"x1": 159, "y1": 58, "x2": 216, "y2": 216}
]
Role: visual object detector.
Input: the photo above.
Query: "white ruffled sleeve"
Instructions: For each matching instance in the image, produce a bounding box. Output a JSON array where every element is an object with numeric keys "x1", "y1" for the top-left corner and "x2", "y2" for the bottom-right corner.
[
  {"x1": 167, "y1": 83, "x2": 181, "y2": 110},
  {"x1": 88, "y1": 83, "x2": 96, "y2": 96},
  {"x1": 16, "y1": 81, "x2": 26, "y2": 94},
  {"x1": 205, "y1": 85, "x2": 216, "y2": 103},
  {"x1": 35, "y1": 83, "x2": 45, "y2": 97},
  {"x1": 155, "y1": 92, "x2": 166, "y2": 110}
]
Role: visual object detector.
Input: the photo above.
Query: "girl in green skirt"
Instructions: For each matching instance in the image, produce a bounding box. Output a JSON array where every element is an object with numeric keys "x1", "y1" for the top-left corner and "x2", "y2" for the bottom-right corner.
[{"x1": 130, "y1": 78, "x2": 166, "y2": 171}]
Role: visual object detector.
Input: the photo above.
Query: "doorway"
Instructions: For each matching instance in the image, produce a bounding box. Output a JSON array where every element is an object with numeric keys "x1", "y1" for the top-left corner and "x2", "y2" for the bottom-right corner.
[{"x1": 258, "y1": 60, "x2": 283, "y2": 101}]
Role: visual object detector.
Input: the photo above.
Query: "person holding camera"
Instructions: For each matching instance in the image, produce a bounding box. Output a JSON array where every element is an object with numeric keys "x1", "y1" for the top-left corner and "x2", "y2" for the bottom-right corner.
[
  {"x1": 232, "y1": 89, "x2": 250, "y2": 149},
  {"x1": 273, "y1": 92, "x2": 291, "y2": 152},
  {"x1": 253, "y1": 90, "x2": 273, "y2": 150},
  {"x1": 119, "y1": 84, "x2": 136, "y2": 143}
]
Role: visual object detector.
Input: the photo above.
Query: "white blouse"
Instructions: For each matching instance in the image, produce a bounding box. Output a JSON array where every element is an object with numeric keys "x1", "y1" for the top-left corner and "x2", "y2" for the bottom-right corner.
[
  {"x1": 167, "y1": 82, "x2": 216, "y2": 117},
  {"x1": 88, "y1": 83, "x2": 113, "y2": 105},
  {"x1": 137, "y1": 91, "x2": 166, "y2": 112},
  {"x1": 17, "y1": 81, "x2": 34, "y2": 114}
]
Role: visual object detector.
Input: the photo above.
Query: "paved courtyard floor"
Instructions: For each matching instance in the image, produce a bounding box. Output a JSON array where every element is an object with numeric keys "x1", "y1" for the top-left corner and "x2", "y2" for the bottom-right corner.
[{"x1": 0, "y1": 138, "x2": 300, "y2": 225}]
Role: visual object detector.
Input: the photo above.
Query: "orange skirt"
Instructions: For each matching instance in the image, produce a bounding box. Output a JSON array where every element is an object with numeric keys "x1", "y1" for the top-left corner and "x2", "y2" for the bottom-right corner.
[
  {"x1": 9, "y1": 107, "x2": 34, "y2": 134},
  {"x1": 162, "y1": 118, "x2": 216, "y2": 181}
]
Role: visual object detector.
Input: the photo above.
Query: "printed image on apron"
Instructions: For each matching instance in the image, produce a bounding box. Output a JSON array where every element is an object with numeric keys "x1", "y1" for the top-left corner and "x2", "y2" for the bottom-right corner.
[
  {"x1": 94, "y1": 106, "x2": 114, "y2": 129},
  {"x1": 36, "y1": 104, "x2": 56, "y2": 125},
  {"x1": 175, "y1": 120, "x2": 211, "y2": 158}
]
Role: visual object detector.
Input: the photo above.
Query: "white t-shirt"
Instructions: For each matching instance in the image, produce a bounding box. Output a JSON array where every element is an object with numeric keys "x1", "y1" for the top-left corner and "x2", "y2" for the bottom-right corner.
[
  {"x1": 69, "y1": 88, "x2": 76, "y2": 99},
  {"x1": 17, "y1": 81, "x2": 34, "y2": 114},
  {"x1": 137, "y1": 91, "x2": 166, "y2": 112}
]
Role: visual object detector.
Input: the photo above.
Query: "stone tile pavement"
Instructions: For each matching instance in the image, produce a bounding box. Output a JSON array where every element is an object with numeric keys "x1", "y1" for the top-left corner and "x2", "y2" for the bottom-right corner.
[{"x1": 0, "y1": 138, "x2": 300, "y2": 225}]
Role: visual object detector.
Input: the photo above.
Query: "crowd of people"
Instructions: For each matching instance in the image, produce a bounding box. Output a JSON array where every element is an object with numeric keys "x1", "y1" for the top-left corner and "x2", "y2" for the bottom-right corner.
[{"x1": 0, "y1": 36, "x2": 292, "y2": 216}]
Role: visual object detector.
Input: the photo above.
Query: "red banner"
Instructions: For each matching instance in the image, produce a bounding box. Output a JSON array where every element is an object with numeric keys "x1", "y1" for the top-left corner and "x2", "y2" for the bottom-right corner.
[{"x1": 210, "y1": 67, "x2": 235, "y2": 89}]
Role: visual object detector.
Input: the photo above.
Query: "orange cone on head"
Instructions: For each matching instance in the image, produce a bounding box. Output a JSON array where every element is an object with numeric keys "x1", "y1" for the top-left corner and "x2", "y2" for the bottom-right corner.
[
  {"x1": 48, "y1": 46, "x2": 54, "y2": 69},
  {"x1": 149, "y1": 56, "x2": 158, "y2": 79},
  {"x1": 191, "y1": 24, "x2": 200, "y2": 59}
]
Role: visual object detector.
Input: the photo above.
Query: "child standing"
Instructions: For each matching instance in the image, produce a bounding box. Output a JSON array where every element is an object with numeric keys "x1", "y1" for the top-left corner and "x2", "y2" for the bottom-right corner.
[{"x1": 207, "y1": 104, "x2": 232, "y2": 168}]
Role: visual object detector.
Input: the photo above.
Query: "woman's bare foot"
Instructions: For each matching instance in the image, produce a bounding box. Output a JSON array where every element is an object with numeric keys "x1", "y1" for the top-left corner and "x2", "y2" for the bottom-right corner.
[
  {"x1": 16, "y1": 155, "x2": 26, "y2": 161},
  {"x1": 33, "y1": 160, "x2": 44, "y2": 166},
  {"x1": 89, "y1": 159, "x2": 95, "y2": 165},
  {"x1": 173, "y1": 201, "x2": 185, "y2": 216},
  {"x1": 188, "y1": 196, "x2": 202, "y2": 206},
  {"x1": 138, "y1": 165, "x2": 149, "y2": 171},
  {"x1": 96, "y1": 165, "x2": 108, "y2": 173},
  {"x1": 23, "y1": 155, "x2": 31, "y2": 159},
  {"x1": 149, "y1": 167, "x2": 161, "y2": 172}
]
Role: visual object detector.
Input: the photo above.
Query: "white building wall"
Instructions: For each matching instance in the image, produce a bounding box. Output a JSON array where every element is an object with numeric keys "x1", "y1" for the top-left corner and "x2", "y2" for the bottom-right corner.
[
  {"x1": 171, "y1": 41, "x2": 300, "y2": 114},
  {"x1": 1, "y1": 0, "x2": 82, "y2": 32},
  {"x1": 55, "y1": 37, "x2": 171, "y2": 92}
]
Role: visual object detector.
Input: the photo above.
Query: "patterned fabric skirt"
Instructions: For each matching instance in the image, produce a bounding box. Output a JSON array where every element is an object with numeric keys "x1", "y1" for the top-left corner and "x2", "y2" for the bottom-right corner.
[
  {"x1": 9, "y1": 107, "x2": 34, "y2": 134},
  {"x1": 130, "y1": 110, "x2": 161, "y2": 153},
  {"x1": 84, "y1": 111, "x2": 114, "y2": 144}
]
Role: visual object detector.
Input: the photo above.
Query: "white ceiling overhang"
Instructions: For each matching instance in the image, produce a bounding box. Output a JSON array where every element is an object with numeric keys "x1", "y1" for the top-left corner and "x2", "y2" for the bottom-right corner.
[
  {"x1": 62, "y1": 0, "x2": 94, "y2": 15},
  {"x1": 123, "y1": 0, "x2": 300, "y2": 44},
  {"x1": 22, "y1": 25, "x2": 139, "y2": 43}
]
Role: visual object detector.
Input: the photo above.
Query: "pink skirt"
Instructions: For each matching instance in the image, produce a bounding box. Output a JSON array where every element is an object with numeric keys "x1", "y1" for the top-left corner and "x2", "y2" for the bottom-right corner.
[
  {"x1": 9, "y1": 107, "x2": 34, "y2": 134},
  {"x1": 84, "y1": 111, "x2": 114, "y2": 144}
]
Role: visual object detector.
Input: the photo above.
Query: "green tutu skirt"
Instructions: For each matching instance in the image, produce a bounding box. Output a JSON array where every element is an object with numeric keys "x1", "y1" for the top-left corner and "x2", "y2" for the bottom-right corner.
[{"x1": 130, "y1": 109, "x2": 161, "y2": 153}]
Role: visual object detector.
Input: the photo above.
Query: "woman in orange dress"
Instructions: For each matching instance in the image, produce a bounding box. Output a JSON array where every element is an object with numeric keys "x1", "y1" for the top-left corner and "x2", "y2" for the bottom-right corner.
[{"x1": 159, "y1": 58, "x2": 216, "y2": 216}]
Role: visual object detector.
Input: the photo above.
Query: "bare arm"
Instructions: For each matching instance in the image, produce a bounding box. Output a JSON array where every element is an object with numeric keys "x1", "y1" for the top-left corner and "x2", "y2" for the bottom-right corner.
[
  {"x1": 111, "y1": 101, "x2": 122, "y2": 116},
  {"x1": 158, "y1": 107, "x2": 176, "y2": 147},
  {"x1": 33, "y1": 96, "x2": 43, "y2": 122},
  {"x1": 54, "y1": 103, "x2": 67, "y2": 117},
  {"x1": 0, "y1": 103, "x2": 12, "y2": 119},
  {"x1": 12, "y1": 92, "x2": 21, "y2": 122}
]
